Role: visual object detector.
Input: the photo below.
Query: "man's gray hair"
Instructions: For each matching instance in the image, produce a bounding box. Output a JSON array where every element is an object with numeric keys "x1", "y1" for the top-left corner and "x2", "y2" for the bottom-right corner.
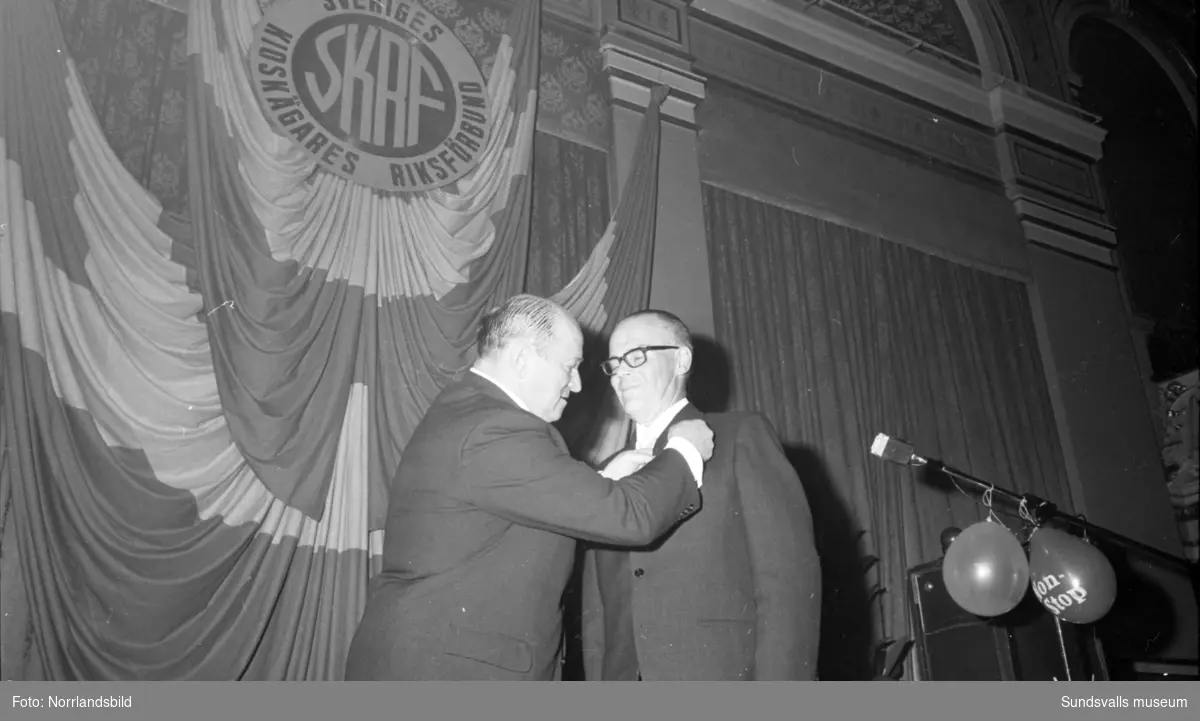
[
  {"x1": 476, "y1": 294, "x2": 570, "y2": 358},
  {"x1": 624, "y1": 309, "x2": 692, "y2": 350}
]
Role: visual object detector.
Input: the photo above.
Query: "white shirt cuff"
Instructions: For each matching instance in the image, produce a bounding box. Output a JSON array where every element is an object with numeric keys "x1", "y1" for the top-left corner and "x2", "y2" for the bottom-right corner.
[
  {"x1": 599, "y1": 466, "x2": 621, "y2": 480},
  {"x1": 664, "y1": 438, "x2": 704, "y2": 488}
]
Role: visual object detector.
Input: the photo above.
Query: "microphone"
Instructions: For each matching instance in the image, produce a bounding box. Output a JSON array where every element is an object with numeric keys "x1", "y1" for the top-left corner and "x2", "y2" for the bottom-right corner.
[{"x1": 870, "y1": 433, "x2": 928, "y2": 467}]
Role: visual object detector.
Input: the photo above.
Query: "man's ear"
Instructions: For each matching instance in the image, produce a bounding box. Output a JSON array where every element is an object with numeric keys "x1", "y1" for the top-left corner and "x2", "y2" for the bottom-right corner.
[
  {"x1": 511, "y1": 340, "x2": 540, "y2": 379},
  {"x1": 509, "y1": 341, "x2": 531, "y2": 379},
  {"x1": 675, "y1": 346, "x2": 693, "y2": 377}
]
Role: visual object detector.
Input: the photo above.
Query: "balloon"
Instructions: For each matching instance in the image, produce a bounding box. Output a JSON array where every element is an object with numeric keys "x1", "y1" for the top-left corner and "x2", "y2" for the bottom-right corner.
[
  {"x1": 1028, "y1": 527, "x2": 1117, "y2": 624},
  {"x1": 939, "y1": 527, "x2": 962, "y2": 554},
  {"x1": 942, "y1": 520, "x2": 1030, "y2": 617}
]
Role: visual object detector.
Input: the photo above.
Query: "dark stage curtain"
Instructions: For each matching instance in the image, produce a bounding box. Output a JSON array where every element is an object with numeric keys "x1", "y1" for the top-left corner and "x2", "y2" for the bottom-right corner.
[{"x1": 702, "y1": 184, "x2": 1076, "y2": 679}]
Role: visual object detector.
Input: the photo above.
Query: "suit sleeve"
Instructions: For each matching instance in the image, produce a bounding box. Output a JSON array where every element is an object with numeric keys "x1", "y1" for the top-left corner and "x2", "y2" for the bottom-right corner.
[
  {"x1": 734, "y1": 414, "x2": 821, "y2": 680},
  {"x1": 459, "y1": 408, "x2": 701, "y2": 545},
  {"x1": 579, "y1": 548, "x2": 605, "y2": 680}
]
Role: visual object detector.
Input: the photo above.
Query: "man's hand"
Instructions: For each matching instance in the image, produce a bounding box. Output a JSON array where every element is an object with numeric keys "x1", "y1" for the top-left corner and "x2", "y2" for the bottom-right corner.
[
  {"x1": 669, "y1": 419, "x2": 714, "y2": 461},
  {"x1": 600, "y1": 450, "x2": 656, "y2": 480}
]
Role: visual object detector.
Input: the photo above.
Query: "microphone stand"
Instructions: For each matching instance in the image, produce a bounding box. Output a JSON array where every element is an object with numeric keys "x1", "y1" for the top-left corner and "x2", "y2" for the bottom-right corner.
[
  {"x1": 877, "y1": 439, "x2": 1186, "y2": 683},
  {"x1": 917, "y1": 460, "x2": 1088, "y2": 681},
  {"x1": 921, "y1": 459, "x2": 1184, "y2": 568}
]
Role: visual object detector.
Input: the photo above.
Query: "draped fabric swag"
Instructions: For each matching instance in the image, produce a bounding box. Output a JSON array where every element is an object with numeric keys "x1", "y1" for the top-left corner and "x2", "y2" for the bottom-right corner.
[
  {"x1": 702, "y1": 184, "x2": 1077, "y2": 680},
  {"x1": 0, "y1": 0, "x2": 667, "y2": 680}
]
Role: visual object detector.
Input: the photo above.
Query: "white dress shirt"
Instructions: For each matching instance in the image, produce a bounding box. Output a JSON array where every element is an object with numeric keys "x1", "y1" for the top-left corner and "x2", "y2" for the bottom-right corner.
[
  {"x1": 630, "y1": 398, "x2": 704, "y2": 486},
  {"x1": 635, "y1": 398, "x2": 691, "y2": 450}
]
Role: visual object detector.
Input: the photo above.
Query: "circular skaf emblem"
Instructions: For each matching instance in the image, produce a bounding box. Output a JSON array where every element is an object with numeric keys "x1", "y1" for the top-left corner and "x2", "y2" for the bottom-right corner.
[{"x1": 250, "y1": 0, "x2": 491, "y2": 193}]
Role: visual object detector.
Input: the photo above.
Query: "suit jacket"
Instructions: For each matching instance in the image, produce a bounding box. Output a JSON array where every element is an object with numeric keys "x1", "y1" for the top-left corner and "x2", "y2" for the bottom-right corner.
[
  {"x1": 580, "y1": 403, "x2": 821, "y2": 680},
  {"x1": 343, "y1": 372, "x2": 701, "y2": 680}
]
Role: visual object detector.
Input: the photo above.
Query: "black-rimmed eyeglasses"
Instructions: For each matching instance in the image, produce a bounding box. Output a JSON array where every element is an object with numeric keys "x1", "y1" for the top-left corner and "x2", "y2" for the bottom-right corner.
[{"x1": 600, "y1": 346, "x2": 679, "y2": 376}]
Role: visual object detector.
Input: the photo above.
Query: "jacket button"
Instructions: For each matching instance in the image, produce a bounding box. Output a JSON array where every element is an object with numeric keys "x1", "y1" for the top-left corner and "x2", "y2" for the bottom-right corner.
[{"x1": 633, "y1": 568, "x2": 645, "y2": 578}]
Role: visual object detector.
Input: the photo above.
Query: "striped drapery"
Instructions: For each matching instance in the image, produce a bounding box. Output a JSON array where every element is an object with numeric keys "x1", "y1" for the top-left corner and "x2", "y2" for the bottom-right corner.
[{"x1": 1, "y1": 0, "x2": 665, "y2": 680}]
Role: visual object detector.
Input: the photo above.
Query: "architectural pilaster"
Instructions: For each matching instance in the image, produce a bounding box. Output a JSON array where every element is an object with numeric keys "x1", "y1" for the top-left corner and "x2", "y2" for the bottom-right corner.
[
  {"x1": 600, "y1": 0, "x2": 714, "y2": 339},
  {"x1": 990, "y1": 87, "x2": 1183, "y2": 555}
]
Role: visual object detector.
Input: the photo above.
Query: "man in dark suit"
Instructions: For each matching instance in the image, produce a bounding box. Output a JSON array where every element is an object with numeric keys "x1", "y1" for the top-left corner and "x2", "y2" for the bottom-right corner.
[
  {"x1": 580, "y1": 310, "x2": 821, "y2": 680},
  {"x1": 343, "y1": 295, "x2": 714, "y2": 681}
]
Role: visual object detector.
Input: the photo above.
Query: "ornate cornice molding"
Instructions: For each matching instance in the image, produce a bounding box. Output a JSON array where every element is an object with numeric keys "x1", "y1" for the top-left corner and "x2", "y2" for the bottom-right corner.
[
  {"x1": 690, "y1": 19, "x2": 1001, "y2": 180},
  {"x1": 1016, "y1": 199, "x2": 1118, "y2": 267},
  {"x1": 597, "y1": 0, "x2": 706, "y2": 124},
  {"x1": 601, "y1": 35, "x2": 706, "y2": 124},
  {"x1": 691, "y1": 0, "x2": 1107, "y2": 159},
  {"x1": 988, "y1": 85, "x2": 1107, "y2": 161},
  {"x1": 149, "y1": 0, "x2": 602, "y2": 28},
  {"x1": 689, "y1": 0, "x2": 1122, "y2": 258}
]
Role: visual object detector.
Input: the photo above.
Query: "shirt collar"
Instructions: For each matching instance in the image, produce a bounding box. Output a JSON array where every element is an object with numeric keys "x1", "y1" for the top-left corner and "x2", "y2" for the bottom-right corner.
[
  {"x1": 470, "y1": 367, "x2": 532, "y2": 413},
  {"x1": 635, "y1": 398, "x2": 691, "y2": 449}
]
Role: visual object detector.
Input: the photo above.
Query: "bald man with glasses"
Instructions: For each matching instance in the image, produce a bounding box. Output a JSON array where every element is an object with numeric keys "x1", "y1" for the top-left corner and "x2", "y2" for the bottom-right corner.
[{"x1": 579, "y1": 310, "x2": 822, "y2": 681}]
